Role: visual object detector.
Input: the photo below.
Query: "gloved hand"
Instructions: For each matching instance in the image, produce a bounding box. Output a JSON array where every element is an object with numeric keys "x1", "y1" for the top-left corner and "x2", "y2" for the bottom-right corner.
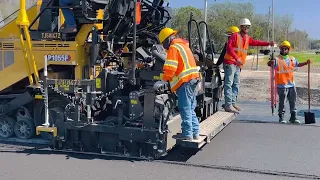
[
  {"x1": 267, "y1": 60, "x2": 275, "y2": 67},
  {"x1": 153, "y1": 80, "x2": 167, "y2": 91}
]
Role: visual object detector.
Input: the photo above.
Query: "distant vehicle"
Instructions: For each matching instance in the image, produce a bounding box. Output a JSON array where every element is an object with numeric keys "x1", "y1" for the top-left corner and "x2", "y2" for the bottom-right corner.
[{"x1": 260, "y1": 49, "x2": 271, "y2": 55}]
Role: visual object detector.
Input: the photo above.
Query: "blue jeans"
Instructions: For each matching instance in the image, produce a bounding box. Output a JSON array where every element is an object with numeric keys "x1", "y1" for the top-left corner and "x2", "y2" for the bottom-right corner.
[
  {"x1": 60, "y1": 0, "x2": 76, "y2": 27},
  {"x1": 176, "y1": 79, "x2": 200, "y2": 138},
  {"x1": 223, "y1": 64, "x2": 240, "y2": 108}
]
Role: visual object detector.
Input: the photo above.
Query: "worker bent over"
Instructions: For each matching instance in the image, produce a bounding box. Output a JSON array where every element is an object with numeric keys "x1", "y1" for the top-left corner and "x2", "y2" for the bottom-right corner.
[
  {"x1": 268, "y1": 40, "x2": 311, "y2": 124},
  {"x1": 59, "y1": 0, "x2": 77, "y2": 33},
  {"x1": 223, "y1": 18, "x2": 274, "y2": 113},
  {"x1": 159, "y1": 27, "x2": 201, "y2": 141}
]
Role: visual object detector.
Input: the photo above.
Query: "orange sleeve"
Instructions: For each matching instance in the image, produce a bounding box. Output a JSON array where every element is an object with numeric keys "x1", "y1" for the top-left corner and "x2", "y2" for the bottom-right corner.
[{"x1": 162, "y1": 46, "x2": 179, "y2": 81}]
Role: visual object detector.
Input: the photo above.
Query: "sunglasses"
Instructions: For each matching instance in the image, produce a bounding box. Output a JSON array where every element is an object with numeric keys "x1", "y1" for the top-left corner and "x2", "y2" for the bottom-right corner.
[
  {"x1": 280, "y1": 47, "x2": 289, "y2": 50},
  {"x1": 241, "y1": 25, "x2": 250, "y2": 29}
]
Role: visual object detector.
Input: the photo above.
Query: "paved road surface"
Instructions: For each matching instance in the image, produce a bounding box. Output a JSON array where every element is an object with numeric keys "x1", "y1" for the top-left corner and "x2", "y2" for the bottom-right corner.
[
  {"x1": 1, "y1": 100, "x2": 320, "y2": 180},
  {"x1": 0, "y1": 143, "x2": 312, "y2": 180}
]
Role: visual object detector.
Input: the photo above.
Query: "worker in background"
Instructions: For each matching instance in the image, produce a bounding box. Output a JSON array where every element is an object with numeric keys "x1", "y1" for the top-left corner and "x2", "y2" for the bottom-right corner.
[
  {"x1": 59, "y1": 0, "x2": 77, "y2": 33},
  {"x1": 217, "y1": 26, "x2": 240, "y2": 66},
  {"x1": 267, "y1": 41, "x2": 311, "y2": 124},
  {"x1": 223, "y1": 18, "x2": 274, "y2": 113},
  {"x1": 220, "y1": 26, "x2": 239, "y2": 109},
  {"x1": 158, "y1": 27, "x2": 201, "y2": 141}
]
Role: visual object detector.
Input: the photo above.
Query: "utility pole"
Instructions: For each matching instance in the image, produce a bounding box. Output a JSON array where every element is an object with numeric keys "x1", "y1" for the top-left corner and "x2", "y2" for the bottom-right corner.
[
  {"x1": 272, "y1": 0, "x2": 274, "y2": 46},
  {"x1": 294, "y1": 28, "x2": 297, "y2": 49},
  {"x1": 267, "y1": 6, "x2": 271, "y2": 42},
  {"x1": 203, "y1": 0, "x2": 208, "y2": 51}
]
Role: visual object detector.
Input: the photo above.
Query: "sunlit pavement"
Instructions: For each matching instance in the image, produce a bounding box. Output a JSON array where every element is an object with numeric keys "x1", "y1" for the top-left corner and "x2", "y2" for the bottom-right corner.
[{"x1": 1, "y1": 100, "x2": 320, "y2": 180}]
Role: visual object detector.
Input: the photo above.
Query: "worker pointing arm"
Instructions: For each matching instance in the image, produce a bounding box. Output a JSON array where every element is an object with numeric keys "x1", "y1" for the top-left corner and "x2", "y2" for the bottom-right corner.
[
  {"x1": 158, "y1": 28, "x2": 201, "y2": 141},
  {"x1": 223, "y1": 18, "x2": 274, "y2": 113}
]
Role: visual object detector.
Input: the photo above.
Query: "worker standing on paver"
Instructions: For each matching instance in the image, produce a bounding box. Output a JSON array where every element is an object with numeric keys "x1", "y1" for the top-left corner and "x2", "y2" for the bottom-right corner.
[
  {"x1": 223, "y1": 18, "x2": 274, "y2": 113},
  {"x1": 217, "y1": 26, "x2": 240, "y2": 65},
  {"x1": 267, "y1": 41, "x2": 311, "y2": 124},
  {"x1": 158, "y1": 27, "x2": 201, "y2": 141}
]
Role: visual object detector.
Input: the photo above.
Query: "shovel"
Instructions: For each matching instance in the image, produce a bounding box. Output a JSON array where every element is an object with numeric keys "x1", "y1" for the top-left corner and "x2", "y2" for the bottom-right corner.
[{"x1": 304, "y1": 62, "x2": 315, "y2": 124}]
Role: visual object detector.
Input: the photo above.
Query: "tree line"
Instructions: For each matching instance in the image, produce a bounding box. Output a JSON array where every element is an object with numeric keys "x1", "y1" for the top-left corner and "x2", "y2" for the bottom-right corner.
[{"x1": 170, "y1": 2, "x2": 313, "y2": 53}]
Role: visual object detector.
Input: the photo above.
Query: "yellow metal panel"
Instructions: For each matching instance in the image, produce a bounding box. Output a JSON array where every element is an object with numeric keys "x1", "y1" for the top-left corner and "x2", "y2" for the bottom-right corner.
[
  {"x1": 0, "y1": 4, "x2": 38, "y2": 39},
  {"x1": 36, "y1": 126, "x2": 57, "y2": 137},
  {"x1": 74, "y1": 24, "x2": 95, "y2": 79},
  {"x1": 33, "y1": 0, "x2": 43, "y2": 30},
  {"x1": 59, "y1": 9, "x2": 65, "y2": 26},
  {"x1": 0, "y1": 40, "x2": 81, "y2": 91},
  {"x1": 95, "y1": 9, "x2": 103, "y2": 30},
  {"x1": 0, "y1": 10, "x2": 97, "y2": 90},
  {"x1": 35, "y1": 94, "x2": 43, "y2": 99},
  {"x1": 75, "y1": 24, "x2": 94, "y2": 46}
]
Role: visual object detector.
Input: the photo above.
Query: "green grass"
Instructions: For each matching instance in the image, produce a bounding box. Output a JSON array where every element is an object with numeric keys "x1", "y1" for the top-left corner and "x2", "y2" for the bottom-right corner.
[{"x1": 262, "y1": 51, "x2": 320, "y2": 65}]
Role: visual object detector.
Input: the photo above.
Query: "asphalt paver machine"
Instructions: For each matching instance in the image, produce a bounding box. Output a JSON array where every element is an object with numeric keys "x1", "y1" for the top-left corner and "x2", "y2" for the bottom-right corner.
[{"x1": 0, "y1": 0, "x2": 234, "y2": 159}]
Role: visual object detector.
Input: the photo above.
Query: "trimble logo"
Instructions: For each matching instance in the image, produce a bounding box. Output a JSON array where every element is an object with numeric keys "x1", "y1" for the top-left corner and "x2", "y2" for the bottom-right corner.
[{"x1": 46, "y1": 54, "x2": 71, "y2": 62}]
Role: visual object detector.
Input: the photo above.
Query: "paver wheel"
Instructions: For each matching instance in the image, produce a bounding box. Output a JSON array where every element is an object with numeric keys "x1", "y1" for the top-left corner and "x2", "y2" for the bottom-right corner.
[
  {"x1": 0, "y1": 117, "x2": 15, "y2": 138},
  {"x1": 14, "y1": 118, "x2": 35, "y2": 139}
]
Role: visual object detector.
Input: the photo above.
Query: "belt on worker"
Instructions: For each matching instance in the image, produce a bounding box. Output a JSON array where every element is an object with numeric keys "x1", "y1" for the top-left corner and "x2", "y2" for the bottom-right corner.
[{"x1": 189, "y1": 78, "x2": 201, "y2": 85}]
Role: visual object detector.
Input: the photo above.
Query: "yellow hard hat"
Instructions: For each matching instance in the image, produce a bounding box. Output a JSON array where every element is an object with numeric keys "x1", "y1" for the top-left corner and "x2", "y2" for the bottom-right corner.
[
  {"x1": 158, "y1": 27, "x2": 178, "y2": 44},
  {"x1": 280, "y1": 40, "x2": 292, "y2": 50},
  {"x1": 227, "y1": 26, "x2": 240, "y2": 34}
]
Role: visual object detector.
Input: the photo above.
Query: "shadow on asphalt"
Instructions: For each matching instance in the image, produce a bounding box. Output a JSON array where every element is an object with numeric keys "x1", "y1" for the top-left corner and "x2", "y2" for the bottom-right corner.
[
  {"x1": 297, "y1": 109, "x2": 320, "y2": 118},
  {"x1": 158, "y1": 146, "x2": 200, "y2": 162},
  {"x1": 0, "y1": 140, "x2": 200, "y2": 162},
  {"x1": 233, "y1": 119, "x2": 320, "y2": 127}
]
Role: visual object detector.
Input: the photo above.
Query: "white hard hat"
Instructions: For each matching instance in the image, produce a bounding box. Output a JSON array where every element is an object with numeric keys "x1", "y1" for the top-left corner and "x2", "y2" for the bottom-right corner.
[{"x1": 240, "y1": 18, "x2": 251, "y2": 26}]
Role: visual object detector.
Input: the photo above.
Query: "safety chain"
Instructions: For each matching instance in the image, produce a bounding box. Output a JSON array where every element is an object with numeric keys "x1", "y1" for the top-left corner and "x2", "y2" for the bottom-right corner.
[
  {"x1": 95, "y1": 79, "x2": 124, "y2": 101},
  {"x1": 37, "y1": 78, "x2": 125, "y2": 120},
  {"x1": 48, "y1": 85, "x2": 74, "y2": 101},
  {"x1": 42, "y1": 80, "x2": 125, "y2": 105}
]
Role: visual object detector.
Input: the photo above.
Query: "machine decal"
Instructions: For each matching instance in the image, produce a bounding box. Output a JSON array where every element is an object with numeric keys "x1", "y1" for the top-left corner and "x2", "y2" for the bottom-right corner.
[
  {"x1": 95, "y1": 78, "x2": 101, "y2": 89},
  {"x1": 54, "y1": 79, "x2": 81, "y2": 86},
  {"x1": 46, "y1": 54, "x2": 71, "y2": 62},
  {"x1": 41, "y1": 32, "x2": 61, "y2": 40}
]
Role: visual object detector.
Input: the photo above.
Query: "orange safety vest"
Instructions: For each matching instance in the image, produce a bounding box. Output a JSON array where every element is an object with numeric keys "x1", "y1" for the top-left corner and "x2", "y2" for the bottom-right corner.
[
  {"x1": 224, "y1": 33, "x2": 249, "y2": 68},
  {"x1": 275, "y1": 55, "x2": 295, "y2": 86},
  {"x1": 162, "y1": 38, "x2": 201, "y2": 92}
]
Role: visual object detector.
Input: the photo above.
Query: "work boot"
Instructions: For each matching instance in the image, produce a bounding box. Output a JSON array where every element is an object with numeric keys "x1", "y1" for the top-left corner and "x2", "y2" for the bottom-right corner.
[
  {"x1": 224, "y1": 106, "x2": 238, "y2": 113},
  {"x1": 60, "y1": 24, "x2": 77, "y2": 33},
  {"x1": 279, "y1": 113, "x2": 286, "y2": 124},
  {"x1": 63, "y1": 27, "x2": 77, "y2": 33},
  {"x1": 289, "y1": 112, "x2": 301, "y2": 124},
  {"x1": 232, "y1": 104, "x2": 242, "y2": 111},
  {"x1": 172, "y1": 134, "x2": 192, "y2": 141},
  {"x1": 193, "y1": 134, "x2": 200, "y2": 140}
]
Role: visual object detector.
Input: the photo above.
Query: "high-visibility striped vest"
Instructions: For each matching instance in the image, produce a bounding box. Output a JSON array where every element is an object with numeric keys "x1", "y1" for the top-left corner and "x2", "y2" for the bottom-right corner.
[
  {"x1": 275, "y1": 55, "x2": 295, "y2": 86},
  {"x1": 163, "y1": 38, "x2": 201, "y2": 92},
  {"x1": 224, "y1": 33, "x2": 249, "y2": 68}
]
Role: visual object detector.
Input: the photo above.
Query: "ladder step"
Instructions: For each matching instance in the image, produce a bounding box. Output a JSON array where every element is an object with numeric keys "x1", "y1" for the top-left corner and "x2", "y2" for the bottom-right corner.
[
  {"x1": 177, "y1": 111, "x2": 235, "y2": 148},
  {"x1": 204, "y1": 97, "x2": 213, "y2": 105}
]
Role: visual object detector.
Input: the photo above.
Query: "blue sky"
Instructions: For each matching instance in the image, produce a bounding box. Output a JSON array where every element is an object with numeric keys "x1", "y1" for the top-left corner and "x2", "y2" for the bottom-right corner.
[{"x1": 169, "y1": 0, "x2": 319, "y2": 39}]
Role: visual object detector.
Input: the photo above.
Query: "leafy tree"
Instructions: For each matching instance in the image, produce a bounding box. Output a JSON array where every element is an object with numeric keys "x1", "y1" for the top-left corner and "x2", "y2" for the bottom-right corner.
[
  {"x1": 171, "y1": 6, "x2": 202, "y2": 40},
  {"x1": 206, "y1": 2, "x2": 255, "y2": 52},
  {"x1": 170, "y1": 2, "x2": 313, "y2": 52}
]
